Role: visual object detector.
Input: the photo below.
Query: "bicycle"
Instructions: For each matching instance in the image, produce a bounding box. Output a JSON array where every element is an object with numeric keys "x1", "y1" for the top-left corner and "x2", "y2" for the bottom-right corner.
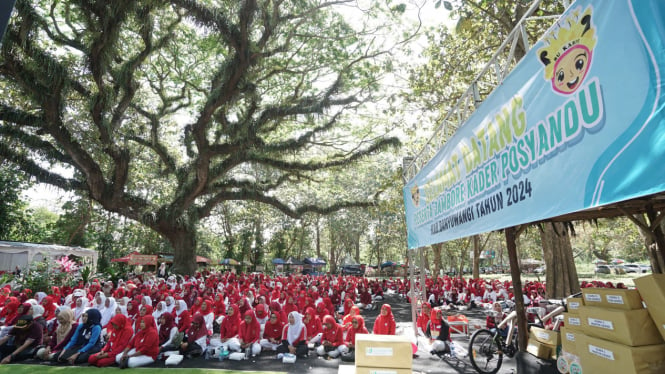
[{"x1": 467, "y1": 293, "x2": 580, "y2": 374}]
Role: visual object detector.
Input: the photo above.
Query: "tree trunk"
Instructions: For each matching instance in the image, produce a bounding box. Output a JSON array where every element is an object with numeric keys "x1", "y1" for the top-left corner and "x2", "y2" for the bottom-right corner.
[
  {"x1": 431, "y1": 243, "x2": 442, "y2": 277},
  {"x1": 541, "y1": 222, "x2": 580, "y2": 298},
  {"x1": 315, "y1": 216, "x2": 321, "y2": 259},
  {"x1": 354, "y1": 233, "x2": 360, "y2": 264},
  {"x1": 473, "y1": 235, "x2": 481, "y2": 279},
  {"x1": 634, "y1": 213, "x2": 665, "y2": 273},
  {"x1": 162, "y1": 225, "x2": 197, "y2": 275}
]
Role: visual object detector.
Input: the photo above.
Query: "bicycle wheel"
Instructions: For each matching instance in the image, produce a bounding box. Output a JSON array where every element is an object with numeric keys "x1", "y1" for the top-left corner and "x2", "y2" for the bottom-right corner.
[{"x1": 468, "y1": 329, "x2": 503, "y2": 374}]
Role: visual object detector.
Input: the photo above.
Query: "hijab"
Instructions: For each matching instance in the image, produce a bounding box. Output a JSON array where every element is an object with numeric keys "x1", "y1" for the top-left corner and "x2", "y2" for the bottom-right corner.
[
  {"x1": 55, "y1": 308, "x2": 75, "y2": 344},
  {"x1": 346, "y1": 315, "x2": 368, "y2": 345},
  {"x1": 165, "y1": 296, "x2": 176, "y2": 313},
  {"x1": 187, "y1": 313, "x2": 208, "y2": 342},
  {"x1": 153, "y1": 301, "x2": 166, "y2": 320},
  {"x1": 286, "y1": 311, "x2": 305, "y2": 345},
  {"x1": 101, "y1": 297, "x2": 117, "y2": 327},
  {"x1": 175, "y1": 299, "x2": 188, "y2": 316},
  {"x1": 74, "y1": 296, "x2": 89, "y2": 322},
  {"x1": 158, "y1": 312, "x2": 176, "y2": 344},
  {"x1": 239, "y1": 309, "x2": 261, "y2": 341}
]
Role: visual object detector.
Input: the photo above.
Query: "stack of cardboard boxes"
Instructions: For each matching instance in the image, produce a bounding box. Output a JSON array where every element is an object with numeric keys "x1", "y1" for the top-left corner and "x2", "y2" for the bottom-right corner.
[
  {"x1": 354, "y1": 334, "x2": 413, "y2": 374},
  {"x1": 566, "y1": 278, "x2": 665, "y2": 374}
]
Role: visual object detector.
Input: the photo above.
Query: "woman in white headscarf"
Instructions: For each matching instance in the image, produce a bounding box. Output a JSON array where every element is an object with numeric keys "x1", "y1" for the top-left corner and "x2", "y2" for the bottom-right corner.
[
  {"x1": 92, "y1": 291, "x2": 106, "y2": 311},
  {"x1": 152, "y1": 301, "x2": 166, "y2": 321},
  {"x1": 100, "y1": 297, "x2": 117, "y2": 327},
  {"x1": 74, "y1": 296, "x2": 89, "y2": 323},
  {"x1": 276, "y1": 311, "x2": 308, "y2": 358},
  {"x1": 164, "y1": 296, "x2": 176, "y2": 314}
]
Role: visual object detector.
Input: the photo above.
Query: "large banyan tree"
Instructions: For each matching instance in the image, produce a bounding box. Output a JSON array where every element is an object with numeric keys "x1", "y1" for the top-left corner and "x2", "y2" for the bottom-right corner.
[{"x1": 0, "y1": 0, "x2": 403, "y2": 274}]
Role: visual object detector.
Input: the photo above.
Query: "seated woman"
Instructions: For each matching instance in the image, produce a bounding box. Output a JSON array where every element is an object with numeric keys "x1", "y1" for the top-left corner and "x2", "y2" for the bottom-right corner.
[
  {"x1": 341, "y1": 315, "x2": 368, "y2": 362},
  {"x1": 486, "y1": 302, "x2": 508, "y2": 338},
  {"x1": 179, "y1": 313, "x2": 208, "y2": 358},
  {"x1": 57, "y1": 309, "x2": 103, "y2": 364},
  {"x1": 88, "y1": 314, "x2": 132, "y2": 367},
  {"x1": 229, "y1": 310, "x2": 261, "y2": 357},
  {"x1": 303, "y1": 307, "x2": 323, "y2": 345},
  {"x1": 429, "y1": 308, "x2": 451, "y2": 356},
  {"x1": 157, "y1": 312, "x2": 180, "y2": 353},
  {"x1": 199, "y1": 299, "x2": 215, "y2": 336},
  {"x1": 316, "y1": 315, "x2": 347, "y2": 358},
  {"x1": 356, "y1": 287, "x2": 374, "y2": 310},
  {"x1": 416, "y1": 303, "x2": 432, "y2": 338},
  {"x1": 218, "y1": 305, "x2": 240, "y2": 350},
  {"x1": 35, "y1": 308, "x2": 77, "y2": 361},
  {"x1": 260, "y1": 310, "x2": 284, "y2": 352},
  {"x1": 341, "y1": 306, "x2": 360, "y2": 332},
  {"x1": 373, "y1": 304, "x2": 396, "y2": 335},
  {"x1": 116, "y1": 315, "x2": 159, "y2": 368},
  {"x1": 174, "y1": 299, "x2": 191, "y2": 333},
  {"x1": 276, "y1": 311, "x2": 308, "y2": 358}
]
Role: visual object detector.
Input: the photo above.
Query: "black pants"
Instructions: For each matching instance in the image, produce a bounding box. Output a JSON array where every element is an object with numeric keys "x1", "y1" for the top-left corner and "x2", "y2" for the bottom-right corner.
[
  {"x1": 180, "y1": 342, "x2": 203, "y2": 357},
  {"x1": 57, "y1": 344, "x2": 101, "y2": 364},
  {"x1": 0, "y1": 342, "x2": 37, "y2": 362},
  {"x1": 276, "y1": 340, "x2": 308, "y2": 358}
]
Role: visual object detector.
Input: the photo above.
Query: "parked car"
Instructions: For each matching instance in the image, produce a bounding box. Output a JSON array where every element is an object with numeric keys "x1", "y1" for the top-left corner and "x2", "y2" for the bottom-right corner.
[
  {"x1": 640, "y1": 264, "x2": 652, "y2": 273},
  {"x1": 341, "y1": 264, "x2": 363, "y2": 276},
  {"x1": 534, "y1": 266, "x2": 546, "y2": 274},
  {"x1": 594, "y1": 264, "x2": 612, "y2": 274},
  {"x1": 624, "y1": 263, "x2": 641, "y2": 273}
]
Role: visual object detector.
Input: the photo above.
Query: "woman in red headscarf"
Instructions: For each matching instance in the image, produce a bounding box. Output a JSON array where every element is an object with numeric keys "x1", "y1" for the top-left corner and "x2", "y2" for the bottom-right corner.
[
  {"x1": 229, "y1": 310, "x2": 261, "y2": 356},
  {"x1": 88, "y1": 314, "x2": 132, "y2": 367},
  {"x1": 417, "y1": 303, "x2": 432, "y2": 337},
  {"x1": 316, "y1": 315, "x2": 347, "y2": 358},
  {"x1": 134, "y1": 304, "x2": 153, "y2": 332},
  {"x1": 342, "y1": 305, "x2": 360, "y2": 332},
  {"x1": 0, "y1": 297, "x2": 19, "y2": 326},
  {"x1": 342, "y1": 297, "x2": 354, "y2": 317},
  {"x1": 219, "y1": 304, "x2": 240, "y2": 349},
  {"x1": 157, "y1": 312, "x2": 179, "y2": 352},
  {"x1": 341, "y1": 315, "x2": 368, "y2": 361},
  {"x1": 373, "y1": 304, "x2": 396, "y2": 335},
  {"x1": 260, "y1": 309, "x2": 285, "y2": 351},
  {"x1": 283, "y1": 294, "x2": 298, "y2": 316},
  {"x1": 116, "y1": 315, "x2": 159, "y2": 368},
  {"x1": 199, "y1": 298, "x2": 214, "y2": 336},
  {"x1": 41, "y1": 296, "x2": 57, "y2": 321},
  {"x1": 179, "y1": 313, "x2": 208, "y2": 358},
  {"x1": 254, "y1": 303, "x2": 269, "y2": 326},
  {"x1": 303, "y1": 307, "x2": 323, "y2": 345},
  {"x1": 213, "y1": 293, "x2": 226, "y2": 318}
]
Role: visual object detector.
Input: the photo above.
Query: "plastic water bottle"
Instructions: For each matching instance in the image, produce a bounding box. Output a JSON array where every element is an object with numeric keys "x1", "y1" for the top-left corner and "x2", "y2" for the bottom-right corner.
[
  {"x1": 450, "y1": 342, "x2": 456, "y2": 358},
  {"x1": 204, "y1": 348, "x2": 211, "y2": 360}
]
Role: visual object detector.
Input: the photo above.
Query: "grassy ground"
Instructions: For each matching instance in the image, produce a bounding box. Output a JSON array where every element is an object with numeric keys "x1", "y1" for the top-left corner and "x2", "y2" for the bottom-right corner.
[{"x1": 3, "y1": 364, "x2": 285, "y2": 374}]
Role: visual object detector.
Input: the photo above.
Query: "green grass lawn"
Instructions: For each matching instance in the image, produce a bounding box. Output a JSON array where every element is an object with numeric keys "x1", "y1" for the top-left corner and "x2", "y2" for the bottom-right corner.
[{"x1": 3, "y1": 364, "x2": 285, "y2": 374}]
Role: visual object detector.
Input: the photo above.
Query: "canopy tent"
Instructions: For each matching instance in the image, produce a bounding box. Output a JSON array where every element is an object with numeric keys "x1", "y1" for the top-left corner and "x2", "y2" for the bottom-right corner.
[
  {"x1": 272, "y1": 258, "x2": 285, "y2": 265},
  {"x1": 285, "y1": 257, "x2": 304, "y2": 265},
  {"x1": 0, "y1": 240, "x2": 98, "y2": 272},
  {"x1": 111, "y1": 251, "x2": 140, "y2": 263},
  {"x1": 303, "y1": 257, "x2": 326, "y2": 266},
  {"x1": 401, "y1": 0, "x2": 665, "y2": 353},
  {"x1": 219, "y1": 258, "x2": 240, "y2": 266},
  {"x1": 158, "y1": 254, "x2": 210, "y2": 264}
]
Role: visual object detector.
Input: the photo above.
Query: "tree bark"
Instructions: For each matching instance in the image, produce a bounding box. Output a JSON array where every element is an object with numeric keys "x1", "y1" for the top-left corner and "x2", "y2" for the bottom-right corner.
[
  {"x1": 505, "y1": 226, "x2": 527, "y2": 352},
  {"x1": 431, "y1": 242, "x2": 443, "y2": 277},
  {"x1": 473, "y1": 235, "x2": 481, "y2": 279},
  {"x1": 541, "y1": 222, "x2": 580, "y2": 298},
  {"x1": 161, "y1": 225, "x2": 197, "y2": 275}
]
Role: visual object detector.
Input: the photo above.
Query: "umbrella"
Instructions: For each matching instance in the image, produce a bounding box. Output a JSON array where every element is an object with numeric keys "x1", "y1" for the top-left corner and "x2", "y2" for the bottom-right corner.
[{"x1": 272, "y1": 258, "x2": 285, "y2": 265}]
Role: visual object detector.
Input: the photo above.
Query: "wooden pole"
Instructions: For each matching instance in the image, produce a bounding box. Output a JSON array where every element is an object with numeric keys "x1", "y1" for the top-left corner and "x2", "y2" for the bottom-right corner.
[{"x1": 505, "y1": 226, "x2": 528, "y2": 351}]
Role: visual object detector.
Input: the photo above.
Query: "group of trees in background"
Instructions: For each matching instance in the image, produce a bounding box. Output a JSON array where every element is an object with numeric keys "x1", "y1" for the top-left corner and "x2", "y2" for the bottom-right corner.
[{"x1": 0, "y1": 1, "x2": 662, "y2": 280}]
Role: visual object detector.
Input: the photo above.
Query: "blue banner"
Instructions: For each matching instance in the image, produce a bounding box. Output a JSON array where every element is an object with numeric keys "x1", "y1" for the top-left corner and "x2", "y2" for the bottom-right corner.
[
  {"x1": 0, "y1": 0, "x2": 16, "y2": 45},
  {"x1": 404, "y1": 0, "x2": 665, "y2": 249}
]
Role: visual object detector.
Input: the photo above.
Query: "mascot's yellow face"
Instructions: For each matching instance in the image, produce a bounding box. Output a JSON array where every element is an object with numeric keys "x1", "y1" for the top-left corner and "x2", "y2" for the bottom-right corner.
[{"x1": 553, "y1": 44, "x2": 591, "y2": 94}]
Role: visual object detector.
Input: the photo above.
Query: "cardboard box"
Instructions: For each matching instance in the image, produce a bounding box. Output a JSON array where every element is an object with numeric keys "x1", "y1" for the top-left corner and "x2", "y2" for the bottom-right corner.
[
  {"x1": 566, "y1": 296, "x2": 584, "y2": 314},
  {"x1": 560, "y1": 326, "x2": 580, "y2": 353},
  {"x1": 530, "y1": 326, "x2": 560, "y2": 346},
  {"x1": 355, "y1": 367, "x2": 412, "y2": 374},
  {"x1": 579, "y1": 306, "x2": 663, "y2": 346},
  {"x1": 562, "y1": 312, "x2": 583, "y2": 331},
  {"x1": 355, "y1": 334, "x2": 412, "y2": 369},
  {"x1": 634, "y1": 274, "x2": 665, "y2": 341},
  {"x1": 577, "y1": 334, "x2": 665, "y2": 374},
  {"x1": 581, "y1": 288, "x2": 643, "y2": 310},
  {"x1": 526, "y1": 340, "x2": 552, "y2": 360}
]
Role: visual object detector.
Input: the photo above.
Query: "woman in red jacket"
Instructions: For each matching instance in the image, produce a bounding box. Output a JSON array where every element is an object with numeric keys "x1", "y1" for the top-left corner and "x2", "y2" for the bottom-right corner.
[
  {"x1": 341, "y1": 315, "x2": 369, "y2": 361},
  {"x1": 417, "y1": 303, "x2": 432, "y2": 337},
  {"x1": 277, "y1": 311, "x2": 308, "y2": 358},
  {"x1": 229, "y1": 310, "x2": 261, "y2": 357},
  {"x1": 219, "y1": 304, "x2": 240, "y2": 350},
  {"x1": 303, "y1": 307, "x2": 323, "y2": 345},
  {"x1": 373, "y1": 304, "x2": 396, "y2": 335},
  {"x1": 174, "y1": 299, "x2": 192, "y2": 333},
  {"x1": 316, "y1": 315, "x2": 347, "y2": 358},
  {"x1": 116, "y1": 315, "x2": 159, "y2": 368},
  {"x1": 260, "y1": 310, "x2": 285, "y2": 351},
  {"x1": 88, "y1": 314, "x2": 132, "y2": 367}
]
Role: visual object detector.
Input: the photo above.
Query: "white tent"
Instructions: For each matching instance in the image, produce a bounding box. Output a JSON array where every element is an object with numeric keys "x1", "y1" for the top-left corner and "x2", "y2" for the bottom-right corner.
[{"x1": 0, "y1": 241, "x2": 97, "y2": 272}]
